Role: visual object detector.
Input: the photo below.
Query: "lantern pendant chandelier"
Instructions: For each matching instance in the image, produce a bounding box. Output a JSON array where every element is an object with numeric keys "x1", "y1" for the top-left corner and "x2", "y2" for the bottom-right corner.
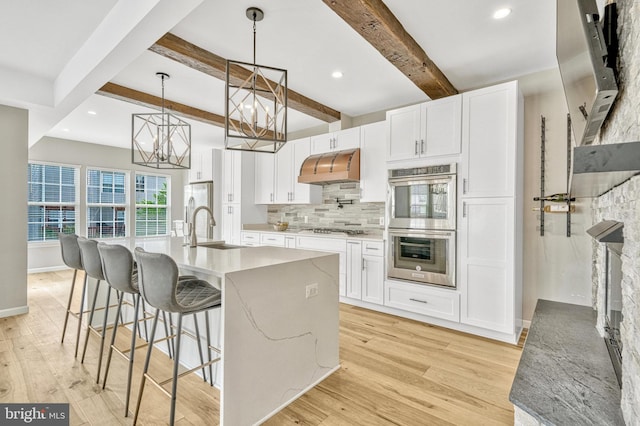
[
  {"x1": 225, "y1": 7, "x2": 287, "y2": 153},
  {"x1": 132, "y1": 72, "x2": 191, "y2": 169}
]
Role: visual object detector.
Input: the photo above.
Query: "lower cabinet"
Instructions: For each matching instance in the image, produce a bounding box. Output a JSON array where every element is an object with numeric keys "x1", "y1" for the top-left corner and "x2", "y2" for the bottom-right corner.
[
  {"x1": 362, "y1": 253, "x2": 384, "y2": 305},
  {"x1": 240, "y1": 231, "x2": 260, "y2": 246},
  {"x1": 345, "y1": 240, "x2": 384, "y2": 305},
  {"x1": 384, "y1": 280, "x2": 460, "y2": 322},
  {"x1": 221, "y1": 204, "x2": 242, "y2": 245},
  {"x1": 346, "y1": 241, "x2": 363, "y2": 299}
]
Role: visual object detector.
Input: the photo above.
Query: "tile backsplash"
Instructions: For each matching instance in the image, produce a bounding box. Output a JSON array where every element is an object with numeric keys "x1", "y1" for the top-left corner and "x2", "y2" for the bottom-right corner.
[{"x1": 267, "y1": 183, "x2": 385, "y2": 231}]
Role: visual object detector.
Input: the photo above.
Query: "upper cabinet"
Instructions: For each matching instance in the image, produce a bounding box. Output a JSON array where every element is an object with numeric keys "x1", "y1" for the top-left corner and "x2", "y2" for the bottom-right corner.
[
  {"x1": 359, "y1": 121, "x2": 387, "y2": 203},
  {"x1": 188, "y1": 149, "x2": 214, "y2": 183},
  {"x1": 310, "y1": 127, "x2": 360, "y2": 155},
  {"x1": 386, "y1": 94, "x2": 462, "y2": 162},
  {"x1": 461, "y1": 81, "x2": 520, "y2": 198},
  {"x1": 254, "y1": 138, "x2": 321, "y2": 205}
]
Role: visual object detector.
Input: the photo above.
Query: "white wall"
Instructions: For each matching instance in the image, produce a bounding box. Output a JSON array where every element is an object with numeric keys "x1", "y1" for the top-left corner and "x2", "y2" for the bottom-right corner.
[
  {"x1": 0, "y1": 104, "x2": 28, "y2": 317},
  {"x1": 519, "y1": 68, "x2": 593, "y2": 321},
  {"x1": 28, "y1": 136, "x2": 187, "y2": 272}
]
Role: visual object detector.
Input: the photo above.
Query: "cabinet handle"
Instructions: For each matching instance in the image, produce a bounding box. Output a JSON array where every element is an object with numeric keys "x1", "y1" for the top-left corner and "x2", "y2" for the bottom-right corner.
[
  {"x1": 463, "y1": 178, "x2": 467, "y2": 195},
  {"x1": 347, "y1": 241, "x2": 360, "y2": 245},
  {"x1": 414, "y1": 140, "x2": 418, "y2": 155},
  {"x1": 366, "y1": 246, "x2": 379, "y2": 251},
  {"x1": 421, "y1": 139, "x2": 425, "y2": 154},
  {"x1": 362, "y1": 258, "x2": 365, "y2": 271},
  {"x1": 409, "y1": 298, "x2": 428, "y2": 304},
  {"x1": 462, "y1": 202, "x2": 467, "y2": 218}
]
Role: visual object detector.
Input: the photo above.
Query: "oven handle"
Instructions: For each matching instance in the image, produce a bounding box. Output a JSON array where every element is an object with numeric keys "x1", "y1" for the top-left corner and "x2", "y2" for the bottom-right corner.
[
  {"x1": 389, "y1": 231, "x2": 453, "y2": 238},
  {"x1": 388, "y1": 174, "x2": 455, "y2": 184},
  {"x1": 398, "y1": 241, "x2": 431, "y2": 248}
]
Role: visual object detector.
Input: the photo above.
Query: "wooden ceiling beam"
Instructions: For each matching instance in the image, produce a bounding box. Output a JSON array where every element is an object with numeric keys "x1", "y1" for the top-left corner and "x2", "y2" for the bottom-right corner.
[
  {"x1": 322, "y1": 0, "x2": 457, "y2": 99},
  {"x1": 96, "y1": 82, "x2": 274, "y2": 138},
  {"x1": 149, "y1": 33, "x2": 342, "y2": 123}
]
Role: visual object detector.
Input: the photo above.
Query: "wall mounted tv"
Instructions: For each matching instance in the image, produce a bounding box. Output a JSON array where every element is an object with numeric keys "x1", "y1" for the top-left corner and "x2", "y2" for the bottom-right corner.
[{"x1": 556, "y1": 0, "x2": 618, "y2": 146}]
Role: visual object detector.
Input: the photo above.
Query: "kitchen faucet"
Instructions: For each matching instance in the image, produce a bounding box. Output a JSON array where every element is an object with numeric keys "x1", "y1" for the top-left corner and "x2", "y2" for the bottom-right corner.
[{"x1": 189, "y1": 206, "x2": 216, "y2": 247}]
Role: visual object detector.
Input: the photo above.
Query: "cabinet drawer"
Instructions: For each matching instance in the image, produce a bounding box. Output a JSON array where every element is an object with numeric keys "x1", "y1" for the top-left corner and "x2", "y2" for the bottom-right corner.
[
  {"x1": 260, "y1": 233, "x2": 286, "y2": 247},
  {"x1": 296, "y1": 236, "x2": 346, "y2": 253},
  {"x1": 362, "y1": 241, "x2": 384, "y2": 256},
  {"x1": 241, "y1": 232, "x2": 260, "y2": 244},
  {"x1": 385, "y1": 281, "x2": 459, "y2": 322}
]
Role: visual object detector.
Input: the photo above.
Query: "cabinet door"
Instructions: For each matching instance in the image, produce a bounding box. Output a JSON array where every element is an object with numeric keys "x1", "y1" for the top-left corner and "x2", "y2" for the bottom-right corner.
[
  {"x1": 309, "y1": 134, "x2": 332, "y2": 155},
  {"x1": 254, "y1": 154, "x2": 275, "y2": 204},
  {"x1": 386, "y1": 104, "x2": 422, "y2": 162},
  {"x1": 346, "y1": 241, "x2": 363, "y2": 299},
  {"x1": 459, "y1": 198, "x2": 514, "y2": 334},
  {"x1": 284, "y1": 236, "x2": 296, "y2": 248},
  {"x1": 274, "y1": 142, "x2": 293, "y2": 203},
  {"x1": 360, "y1": 121, "x2": 387, "y2": 202},
  {"x1": 222, "y1": 150, "x2": 242, "y2": 203},
  {"x1": 335, "y1": 127, "x2": 360, "y2": 151},
  {"x1": 291, "y1": 138, "x2": 321, "y2": 203},
  {"x1": 221, "y1": 204, "x2": 242, "y2": 244},
  {"x1": 362, "y1": 254, "x2": 384, "y2": 305},
  {"x1": 424, "y1": 94, "x2": 462, "y2": 157},
  {"x1": 461, "y1": 82, "x2": 518, "y2": 198}
]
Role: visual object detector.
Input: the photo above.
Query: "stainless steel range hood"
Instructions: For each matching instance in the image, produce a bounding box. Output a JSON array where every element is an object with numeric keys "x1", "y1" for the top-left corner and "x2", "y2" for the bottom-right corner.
[
  {"x1": 571, "y1": 141, "x2": 640, "y2": 197},
  {"x1": 586, "y1": 220, "x2": 623, "y2": 243}
]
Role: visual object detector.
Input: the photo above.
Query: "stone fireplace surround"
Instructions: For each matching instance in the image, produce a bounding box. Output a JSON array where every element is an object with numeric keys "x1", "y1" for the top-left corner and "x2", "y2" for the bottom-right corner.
[{"x1": 590, "y1": 1, "x2": 640, "y2": 422}]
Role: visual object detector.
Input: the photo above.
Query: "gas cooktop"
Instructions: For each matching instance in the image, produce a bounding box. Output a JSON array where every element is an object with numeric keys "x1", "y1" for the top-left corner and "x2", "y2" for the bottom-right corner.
[{"x1": 299, "y1": 228, "x2": 366, "y2": 236}]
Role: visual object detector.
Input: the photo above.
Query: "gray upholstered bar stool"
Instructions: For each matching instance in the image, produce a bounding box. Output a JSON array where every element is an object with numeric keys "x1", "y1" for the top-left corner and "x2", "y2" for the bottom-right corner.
[
  {"x1": 77, "y1": 237, "x2": 116, "y2": 383},
  {"x1": 97, "y1": 243, "x2": 149, "y2": 417},
  {"x1": 133, "y1": 247, "x2": 221, "y2": 426},
  {"x1": 58, "y1": 233, "x2": 88, "y2": 357}
]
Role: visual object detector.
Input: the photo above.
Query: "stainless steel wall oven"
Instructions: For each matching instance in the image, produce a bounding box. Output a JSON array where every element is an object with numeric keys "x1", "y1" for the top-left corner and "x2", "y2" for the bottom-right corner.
[{"x1": 387, "y1": 164, "x2": 457, "y2": 288}]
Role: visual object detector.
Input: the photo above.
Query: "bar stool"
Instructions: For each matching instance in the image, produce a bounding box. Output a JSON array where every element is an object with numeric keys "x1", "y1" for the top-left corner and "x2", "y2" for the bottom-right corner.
[
  {"x1": 133, "y1": 247, "x2": 221, "y2": 426},
  {"x1": 58, "y1": 233, "x2": 88, "y2": 358},
  {"x1": 77, "y1": 237, "x2": 116, "y2": 383},
  {"x1": 97, "y1": 243, "x2": 149, "y2": 417}
]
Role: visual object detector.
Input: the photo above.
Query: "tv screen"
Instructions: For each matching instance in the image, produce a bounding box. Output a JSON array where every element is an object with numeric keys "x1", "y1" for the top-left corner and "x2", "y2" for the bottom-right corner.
[{"x1": 556, "y1": 0, "x2": 617, "y2": 146}]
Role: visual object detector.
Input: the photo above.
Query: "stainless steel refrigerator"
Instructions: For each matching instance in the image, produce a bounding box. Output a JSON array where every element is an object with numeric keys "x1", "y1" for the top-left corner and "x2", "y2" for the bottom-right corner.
[{"x1": 184, "y1": 181, "x2": 214, "y2": 239}]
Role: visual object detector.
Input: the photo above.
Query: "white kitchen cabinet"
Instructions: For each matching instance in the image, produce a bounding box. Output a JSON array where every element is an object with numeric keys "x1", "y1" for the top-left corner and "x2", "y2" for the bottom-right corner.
[
  {"x1": 385, "y1": 280, "x2": 460, "y2": 322},
  {"x1": 284, "y1": 235, "x2": 296, "y2": 248},
  {"x1": 458, "y1": 198, "x2": 516, "y2": 334},
  {"x1": 254, "y1": 153, "x2": 275, "y2": 204},
  {"x1": 222, "y1": 149, "x2": 242, "y2": 203},
  {"x1": 274, "y1": 138, "x2": 321, "y2": 204},
  {"x1": 359, "y1": 121, "x2": 387, "y2": 202},
  {"x1": 361, "y1": 241, "x2": 384, "y2": 305},
  {"x1": 310, "y1": 127, "x2": 360, "y2": 155},
  {"x1": 386, "y1": 95, "x2": 462, "y2": 162},
  {"x1": 260, "y1": 233, "x2": 286, "y2": 247},
  {"x1": 346, "y1": 241, "x2": 363, "y2": 299},
  {"x1": 240, "y1": 231, "x2": 260, "y2": 246},
  {"x1": 220, "y1": 204, "x2": 242, "y2": 245},
  {"x1": 461, "y1": 81, "x2": 519, "y2": 198},
  {"x1": 189, "y1": 149, "x2": 214, "y2": 183}
]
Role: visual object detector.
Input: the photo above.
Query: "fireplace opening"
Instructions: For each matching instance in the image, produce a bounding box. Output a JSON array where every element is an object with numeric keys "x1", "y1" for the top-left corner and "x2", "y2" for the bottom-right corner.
[{"x1": 586, "y1": 220, "x2": 624, "y2": 387}]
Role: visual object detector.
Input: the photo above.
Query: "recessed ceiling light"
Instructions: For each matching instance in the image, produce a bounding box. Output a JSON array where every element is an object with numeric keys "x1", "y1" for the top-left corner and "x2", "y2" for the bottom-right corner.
[
  {"x1": 493, "y1": 8, "x2": 511, "y2": 19},
  {"x1": 331, "y1": 71, "x2": 343, "y2": 79},
  {"x1": 87, "y1": 110, "x2": 97, "y2": 115}
]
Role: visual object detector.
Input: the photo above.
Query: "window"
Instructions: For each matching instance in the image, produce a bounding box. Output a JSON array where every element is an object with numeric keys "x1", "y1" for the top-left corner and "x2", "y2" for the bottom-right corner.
[
  {"x1": 87, "y1": 169, "x2": 127, "y2": 238},
  {"x1": 28, "y1": 163, "x2": 79, "y2": 241},
  {"x1": 135, "y1": 174, "x2": 169, "y2": 236}
]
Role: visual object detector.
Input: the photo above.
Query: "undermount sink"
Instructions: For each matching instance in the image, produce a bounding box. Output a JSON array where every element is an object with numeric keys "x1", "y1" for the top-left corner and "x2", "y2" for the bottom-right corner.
[{"x1": 197, "y1": 242, "x2": 244, "y2": 250}]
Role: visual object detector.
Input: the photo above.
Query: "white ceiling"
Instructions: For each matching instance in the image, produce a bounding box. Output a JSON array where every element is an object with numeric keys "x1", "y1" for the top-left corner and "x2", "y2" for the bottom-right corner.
[{"x1": 0, "y1": 0, "x2": 558, "y2": 152}]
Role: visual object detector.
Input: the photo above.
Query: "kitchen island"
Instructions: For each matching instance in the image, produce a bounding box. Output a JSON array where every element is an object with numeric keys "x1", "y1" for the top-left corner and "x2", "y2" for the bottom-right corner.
[{"x1": 122, "y1": 236, "x2": 340, "y2": 425}]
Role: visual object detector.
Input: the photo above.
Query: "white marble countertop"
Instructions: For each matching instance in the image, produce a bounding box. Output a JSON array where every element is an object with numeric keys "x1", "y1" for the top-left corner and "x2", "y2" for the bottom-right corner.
[{"x1": 107, "y1": 236, "x2": 337, "y2": 278}]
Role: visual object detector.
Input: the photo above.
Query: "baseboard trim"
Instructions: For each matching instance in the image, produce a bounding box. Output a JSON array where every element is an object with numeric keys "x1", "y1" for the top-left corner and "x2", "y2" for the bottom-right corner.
[
  {"x1": 28, "y1": 265, "x2": 69, "y2": 274},
  {"x1": 523, "y1": 319, "x2": 531, "y2": 329},
  {"x1": 0, "y1": 305, "x2": 29, "y2": 319}
]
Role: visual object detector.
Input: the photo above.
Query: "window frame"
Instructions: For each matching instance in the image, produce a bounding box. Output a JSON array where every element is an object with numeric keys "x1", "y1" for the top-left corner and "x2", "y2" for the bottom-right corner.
[
  {"x1": 86, "y1": 167, "x2": 129, "y2": 239},
  {"x1": 27, "y1": 161, "x2": 80, "y2": 244},
  {"x1": 134, "y1": 172, "x2": 171, "y2": 237}
]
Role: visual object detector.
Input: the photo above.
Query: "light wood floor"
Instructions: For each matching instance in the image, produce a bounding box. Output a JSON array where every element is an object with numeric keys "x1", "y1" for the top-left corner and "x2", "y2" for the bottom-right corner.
[{"x1": 0, "y1": 270, "x2": 524, "y2": 425}]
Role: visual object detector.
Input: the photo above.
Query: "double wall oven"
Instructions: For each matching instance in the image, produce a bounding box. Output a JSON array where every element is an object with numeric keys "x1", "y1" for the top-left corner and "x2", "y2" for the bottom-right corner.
[{"x1": 387, "y1": 164, "x2": 457, "y2": 288}]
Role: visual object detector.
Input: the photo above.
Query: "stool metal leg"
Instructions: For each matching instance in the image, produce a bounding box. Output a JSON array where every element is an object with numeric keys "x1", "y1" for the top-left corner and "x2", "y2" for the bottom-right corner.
[
  {"x1": 170, "y1": 314, "x2": 183, "y2": 426},
  {"x1": 193, "y1": 313, "x2": 207, "y2": 382},
  {"x1": 95, "y1": 286, "x2": 113, "y2": 383},
  {"x1": 204, "y1": 310, "x2": 213, "y2": 387},
  {"x1": 61, "y1": 269, "x2": 78, "y2": 344},
  {"x1": 102, "y1": 292, "x2": 125, "y2": 390},
  {"x1": 133, "y1": 310, "x2": 160, "y2": 426},
  {"x1": 74, "y1": 274, "x2": 88, "y2": 358},
  {"x1": 81, "y1": 279, "x2": 101, "y2": 363},
  {"x1": 124, "y1": 293, "x2": 141, "y2": 417},
  {"x1": 140, "y1": 299, "x2": 149, "y2": 341},
  {"x1": 162, "y1": 311, "x2": 173, "y2": 359}
]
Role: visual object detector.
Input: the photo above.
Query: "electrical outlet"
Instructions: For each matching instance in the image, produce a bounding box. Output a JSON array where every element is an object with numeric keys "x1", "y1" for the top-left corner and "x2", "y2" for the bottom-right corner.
[
  {"x1": 379, "y1": 216, "x2": 385, "y2": 226},
  {"x1": 305, "y1": 283, "x2": 318, "y2": 298}
]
